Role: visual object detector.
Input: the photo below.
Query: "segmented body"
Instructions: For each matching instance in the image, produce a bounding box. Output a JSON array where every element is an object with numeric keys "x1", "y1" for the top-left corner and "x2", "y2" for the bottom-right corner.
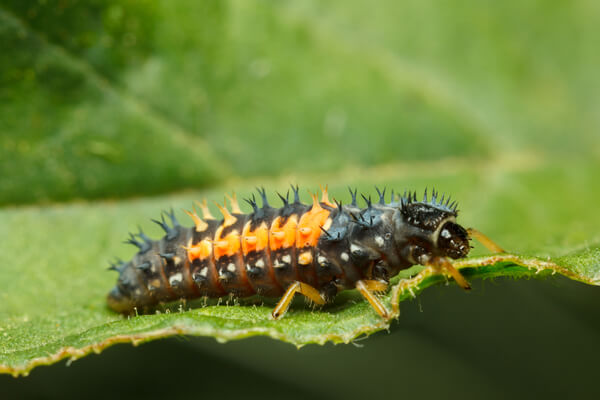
[{"x1": 107, "y1": 186, "x2": 468, "y2": 315}]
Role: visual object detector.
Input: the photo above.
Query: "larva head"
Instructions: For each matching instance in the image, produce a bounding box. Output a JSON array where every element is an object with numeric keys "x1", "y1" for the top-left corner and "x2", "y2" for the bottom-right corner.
[
  {"x1": 396, "y1": 190, "x2": 470, "y2": 265},
  {"x1": 436, "y1": 220, "x2": 470, "y2": 259}
]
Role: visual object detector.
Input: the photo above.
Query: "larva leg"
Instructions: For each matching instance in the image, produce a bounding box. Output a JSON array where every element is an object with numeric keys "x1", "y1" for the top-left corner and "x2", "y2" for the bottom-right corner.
[
  {"x1": 356, "y1": 280, "x2": 390, "y2": 319},
  {"x1": 361, "y1": 279, "x2": 388, "y2": 292},
  {"x1": 427, "y1": 257, "x2": 471, "y2": 290},
  {"x1": 467, "y1": 228, "x2": 505, "y2": 253},
  {"x1": 271, "y1": 281, "x2": 325, "y2": 320}
]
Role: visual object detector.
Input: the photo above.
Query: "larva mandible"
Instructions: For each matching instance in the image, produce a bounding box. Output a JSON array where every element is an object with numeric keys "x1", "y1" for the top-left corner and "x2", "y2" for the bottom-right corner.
[{"x1": 107, "y1": 186, "x2": 503, "y2": 319}]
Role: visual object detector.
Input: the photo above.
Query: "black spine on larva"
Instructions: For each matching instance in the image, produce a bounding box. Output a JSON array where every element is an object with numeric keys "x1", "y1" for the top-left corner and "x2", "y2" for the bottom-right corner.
[{"x1": 107, "y1": 211, "x2": 199, "y2": 313}]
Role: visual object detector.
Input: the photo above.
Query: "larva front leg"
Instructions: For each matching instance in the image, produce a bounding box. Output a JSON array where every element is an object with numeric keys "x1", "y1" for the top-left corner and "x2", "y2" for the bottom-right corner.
[
  {"x1": 423, "y1": 228, "x2": 503, "y2": 291},
  {"x1": 426, "y1": 257, "x2": 471, "y2": 290}
]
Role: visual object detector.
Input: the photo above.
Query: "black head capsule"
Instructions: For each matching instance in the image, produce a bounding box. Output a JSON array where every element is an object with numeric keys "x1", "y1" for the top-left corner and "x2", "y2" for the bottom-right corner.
[
  {"x1": 436, "y1": 221, "x2": 470, "y2": 259},
  {"x1": 370, "y1": 189, "x2": 472, "y2": 273}
]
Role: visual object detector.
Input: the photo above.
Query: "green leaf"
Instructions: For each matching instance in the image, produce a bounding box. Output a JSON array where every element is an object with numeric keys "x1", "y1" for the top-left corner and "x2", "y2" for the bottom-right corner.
[
  {"x1": 2, "y1": 0, "x2": 600, "y2": 381},
  {"x1": 1, "y1": 157, "x2": 599, "y2": 377}
]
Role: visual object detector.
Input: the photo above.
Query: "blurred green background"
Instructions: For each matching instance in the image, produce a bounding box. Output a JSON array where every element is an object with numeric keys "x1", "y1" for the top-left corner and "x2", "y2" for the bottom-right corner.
[
  {"x1": 2, "y1": 0, "x2": 599, "y2": 205},
  {"x1": 1, "y1": 0, "x2": 599, "y2": 398}
]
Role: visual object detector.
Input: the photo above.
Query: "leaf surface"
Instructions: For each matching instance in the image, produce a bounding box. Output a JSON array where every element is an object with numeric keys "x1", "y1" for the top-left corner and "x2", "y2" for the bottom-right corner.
[
  {"x1": 1, "y1": 157, "x2": 599, "y2": 376},
  {"x1": 2, "y1": 0, "x2": 600, "y2": 379}
]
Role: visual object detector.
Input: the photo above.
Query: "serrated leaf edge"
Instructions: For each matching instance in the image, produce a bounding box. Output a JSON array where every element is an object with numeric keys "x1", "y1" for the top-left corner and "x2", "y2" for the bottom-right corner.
[{"x1": 2, "y1": 252, "x2": 598, "y2": 378}]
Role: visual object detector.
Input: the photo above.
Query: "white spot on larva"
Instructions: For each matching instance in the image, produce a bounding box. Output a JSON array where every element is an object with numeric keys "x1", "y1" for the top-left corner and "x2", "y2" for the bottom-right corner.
[
  {"x1": 318, "y1": 256, "x2": 328, "y2": 267},
  {"x1": 341, "y1": 252, "x2": 349, "y2": 262},
  {"x1": 255, "y1": 259, "x2": 265, "y2": 269},
  {"x1": 282, "y1": 255, "x2": 292, "y2": 264},
  {"x1": 169, "y1": 273, "x2": 182, "y2": 286},
  {"x1": 375, "y1": 236, "x2": 384, "y2": 247},
  {"x1": 273, "y1": 259, "x2": 283, "y2": 268},
  {"x1": 350, "y1": 244, "x2": 362, "y2": 254},
  {"x1": 298, "y1": 251, "x2": 312, "y2": 265},
  {"x1": 199, "y1": 267, "x2": 208, "y2": 277},
  {"x1": 227, "y1": 263, "x2": 237, "y2": 273},
  {"x1": 441, "y1": 229, "x2": 451, "y2": 239},
  {"x1": 246, "y1": 264, "x2": 252, "y2": 271}
]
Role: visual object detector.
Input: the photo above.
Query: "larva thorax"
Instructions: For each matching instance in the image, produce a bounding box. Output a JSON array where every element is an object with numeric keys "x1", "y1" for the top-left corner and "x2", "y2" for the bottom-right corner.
[{"x1": 107, "y1": 186, "x2": 470, "y2": 316}]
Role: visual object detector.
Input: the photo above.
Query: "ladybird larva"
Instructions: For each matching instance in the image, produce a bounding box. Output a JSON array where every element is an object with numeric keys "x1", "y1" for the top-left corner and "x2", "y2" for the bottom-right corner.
[{"x1": 107, "y1": 186, "x2": 504, "y2": 319}]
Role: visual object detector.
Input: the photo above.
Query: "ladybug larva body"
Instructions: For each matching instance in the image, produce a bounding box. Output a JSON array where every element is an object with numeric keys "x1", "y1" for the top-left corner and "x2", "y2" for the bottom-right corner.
[{"x1": 107, "y1": 186, "x2": 502, "y2": 319}]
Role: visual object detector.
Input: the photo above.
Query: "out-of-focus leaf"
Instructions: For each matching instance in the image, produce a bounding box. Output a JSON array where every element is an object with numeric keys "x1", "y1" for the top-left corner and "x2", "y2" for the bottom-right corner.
[
  {"x1": 3, "y1": 1, "x2": 600, "y2": 204},
  {"x1": 0, "y1": 2, "x2": 226, "y2": 205}
]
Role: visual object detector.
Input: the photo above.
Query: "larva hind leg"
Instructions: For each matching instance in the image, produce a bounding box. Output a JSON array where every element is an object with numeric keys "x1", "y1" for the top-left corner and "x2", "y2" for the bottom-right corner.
[
  {"x1": 356, "y1": 280, "x2": 390, "y2": 319},
  {"x1": 467, "y1": 228, "x2": 505, "y2": 253},
  {"x1": 271, "y1": 281, "x2": 326, "y2": 320}
]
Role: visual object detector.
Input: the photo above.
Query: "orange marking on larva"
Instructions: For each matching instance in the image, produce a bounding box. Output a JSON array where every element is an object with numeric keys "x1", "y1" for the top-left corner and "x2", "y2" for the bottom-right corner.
[
  {"x1": 320, "y1": 184, "x2": 335, "y2": 207},
  {"x1": 297, "y1": 193, "x2": 331, "y2": 248},
  {"x1": 299, "y1": 227, "x2": 312, "y2": 236},
  {"x1": 215, "y1": 201, "x2": 237, "y2": 227},
  {"x1": 195, "y1": 199, "x2": 215, "y2": 220},
  {"x1": 214, "y1": 232, "x2": 240, "y2": 259},
  {"x1": 269, "y1": 215, "x2": 298, "y2": 251},
  {"x1": 298, "y1": 251, "x2": 313, "y2": 265},
  {"x1": 241, "y1": 221, "x2": 269, "y2": 255},
  {"x1": 272, "y1": 231, "x2": 285, "y2": 240},
  {"x1": 215, "y1": 240, "x2": 229, "y2": 249},
  {"x1": 225, "y1": 192, "x2": 242, "y2": 214},
  {"x1": 186, "y1": 239, "x2": 212, "y2": 262},
  {"x1": 183, "y1": 207, "x2": 208, "y2": 232},
  {"x1": 213, "y1": 223, "x2": 241, "y2": 259},
  {"x1": 310, "y1": 191, "x2": 323, "y2": 211}
]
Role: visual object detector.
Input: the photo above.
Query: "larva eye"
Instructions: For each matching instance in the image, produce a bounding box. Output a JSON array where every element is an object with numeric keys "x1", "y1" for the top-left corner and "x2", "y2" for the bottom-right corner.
[{"x1": 441, "y1": 228, "x2": 451, "y2": 239}]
